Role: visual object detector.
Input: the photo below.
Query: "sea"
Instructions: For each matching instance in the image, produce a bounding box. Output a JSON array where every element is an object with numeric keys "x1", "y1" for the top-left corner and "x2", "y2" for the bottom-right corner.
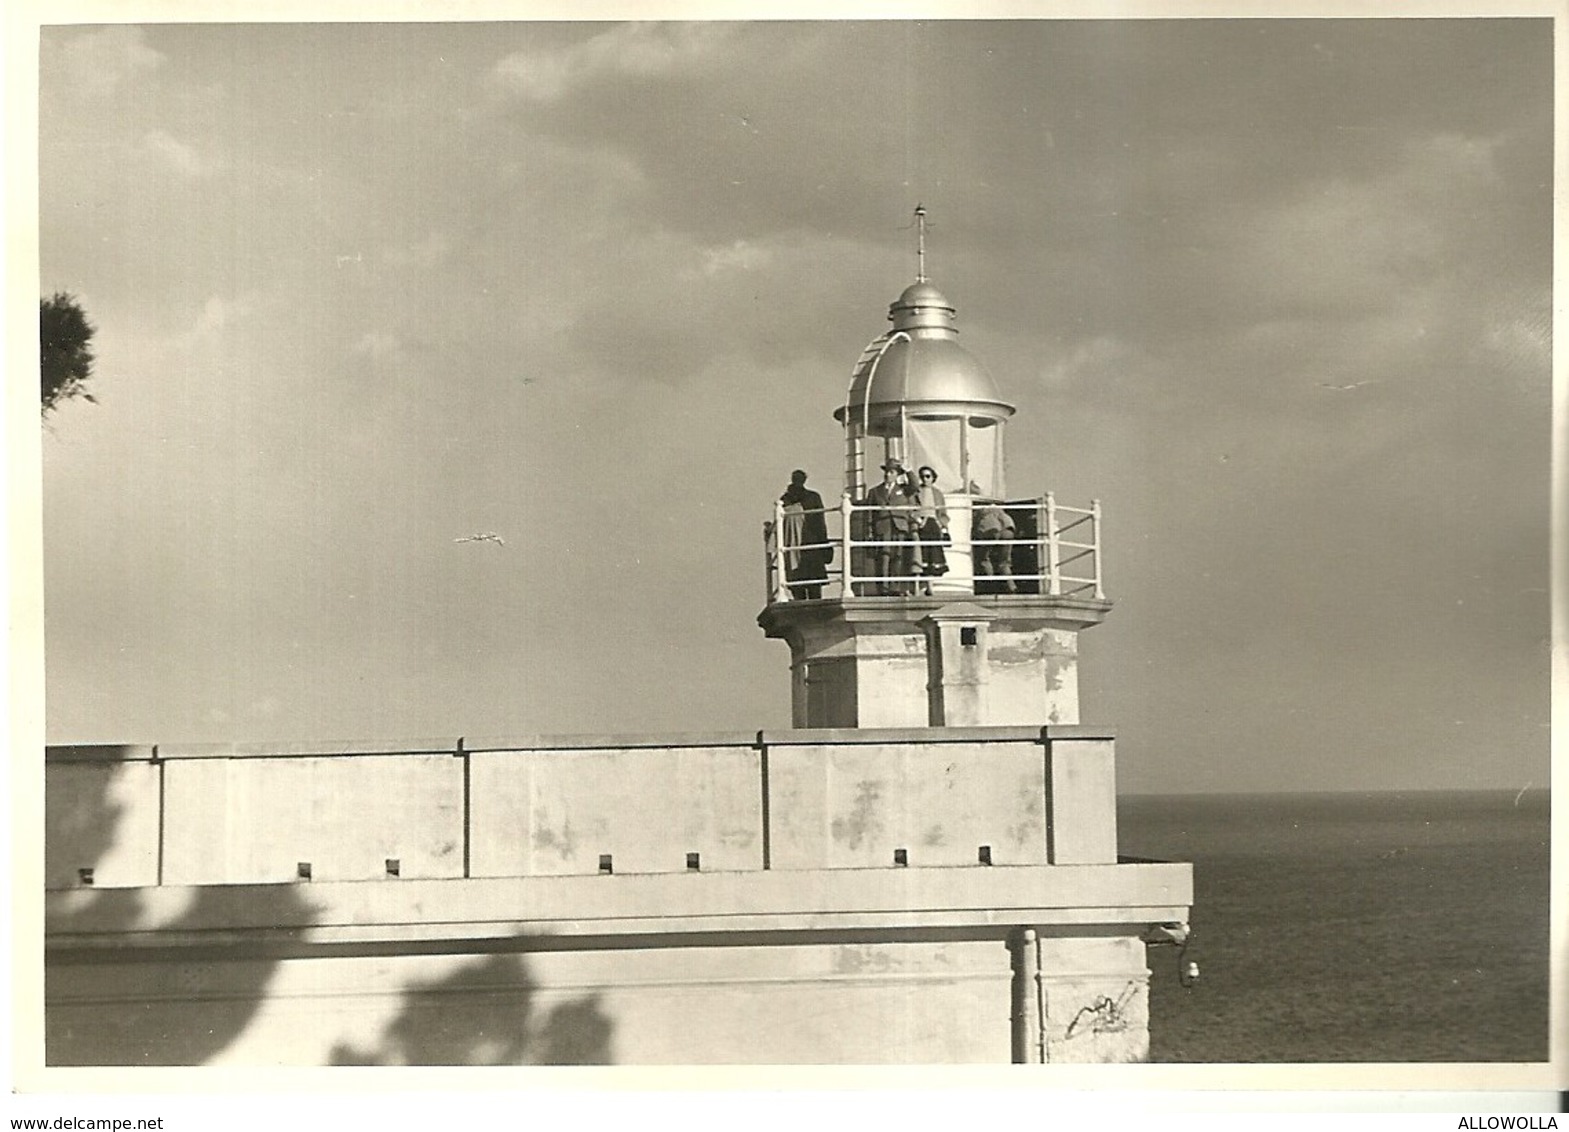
[{"x1": 1117, "y1": 790, "x2": 1553, "y2": 1063}]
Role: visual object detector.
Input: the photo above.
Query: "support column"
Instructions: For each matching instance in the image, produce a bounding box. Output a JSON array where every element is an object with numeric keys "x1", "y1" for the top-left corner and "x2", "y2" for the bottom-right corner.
[{"x1": 920, "y1": 604, "x2": 995, "y2": 726}]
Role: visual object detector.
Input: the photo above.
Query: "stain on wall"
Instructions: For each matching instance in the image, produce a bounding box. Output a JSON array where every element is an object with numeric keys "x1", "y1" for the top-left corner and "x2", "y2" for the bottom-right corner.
[{"x1": 830, "y1": 779, "x2": 885, "y2": 849}]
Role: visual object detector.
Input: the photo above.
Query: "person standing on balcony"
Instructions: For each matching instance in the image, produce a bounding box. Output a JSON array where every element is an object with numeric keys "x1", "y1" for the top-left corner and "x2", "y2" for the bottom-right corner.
[
  {"x1": 911, "y1": 466, "x2": 949, "y2": 594},
  {"x1": 781, "y1": 469, "x2": 832, "y2": 600},
  {"x1": 866, "y1": 459, "x2": 915, "y2": 595}
]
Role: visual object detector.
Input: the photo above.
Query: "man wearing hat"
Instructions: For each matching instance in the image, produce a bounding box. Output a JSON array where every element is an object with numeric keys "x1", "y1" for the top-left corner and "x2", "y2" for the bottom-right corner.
[{"x1": 865, "y1": 459, "x2": 916, "y2": 595}]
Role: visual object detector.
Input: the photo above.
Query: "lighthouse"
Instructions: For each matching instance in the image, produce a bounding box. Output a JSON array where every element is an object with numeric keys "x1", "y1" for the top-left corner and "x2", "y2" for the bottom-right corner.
[{"x1": 760, "y1": 211, "x2": 1110, "y2": 732}]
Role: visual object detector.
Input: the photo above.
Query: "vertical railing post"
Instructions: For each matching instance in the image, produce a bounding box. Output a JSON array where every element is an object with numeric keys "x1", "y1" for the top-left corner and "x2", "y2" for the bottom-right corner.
[
  {"x1": 762, "y1": 523, "x2": 773, "y2": 605},
  {"x1": 845, "y1": 428, "x2": 865, "y2": 504},
  {"x1": 841, "y1": 492, "x2": 856, "y2": 599},
  {"x1": 960, "y1": 494, "x2": 975, "y2": 597},
  {"x1": 457, "y1": 737, "x2": 471, "y2": 879},
  {"x1": 772, "y1": 497, "x2": 788, "y2": 602},
  {"x1": 1091, "y1": 498, "x2": 1104, "y2": 600},
  {"x1": 959, "y1": 418, "x2": 970, "y2": 497},
  {"x1": 154, "y1": 748, "x2": 166, "y2": 886},
  {"x1": 1044, "y1": 492, "x2": 1061, "y2": 596}
]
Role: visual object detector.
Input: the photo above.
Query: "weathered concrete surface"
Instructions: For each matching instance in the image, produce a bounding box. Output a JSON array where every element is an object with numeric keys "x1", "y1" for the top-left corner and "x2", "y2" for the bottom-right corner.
[
  {"x1": 766, "y1": 740, "x2": 1046, "y2": 870},
  {"x1": 46, "y1": 942, "x2": 1016, "y2": 1066},
  {"x1": 469, "y1": 745, "x2": 764, "y2": 877},
  {"x1": 162, "y1": 753, "x2": 465, "y2": 885},
  {"x1": 759, "y1": 596, "x2": 1109, "y2": 728},
  {"x1": 45, "y1": 729, "x2": 1123, "y2": 888},
  {"x1": 44, "y1": 731, "x2": 1189, "y2": 1065},
  {"x1": 1047, "y1": 737, "x2": 1119, "y2": 864},
  {"x1": 45, "y1": 754, "x2": 160, "y2": 889},
  {"x1": 985, "y1": 625, "x2": 1085, "y2": 725},
  {"x1": 1037, "y1": 936, "x2": 1153, "y2": 1063},
  {"x1": 46, "y1": 865, "x2": 1194, "y2": 949},
  {"x1": 46, "y1": 866, "x2": 1190, "y2": 1065}
]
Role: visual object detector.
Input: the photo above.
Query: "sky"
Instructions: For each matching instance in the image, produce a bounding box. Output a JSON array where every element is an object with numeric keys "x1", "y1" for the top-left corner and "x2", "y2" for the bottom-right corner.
[{"x1": 28, "y1": 14, "x2": 1554, "y2": 794}]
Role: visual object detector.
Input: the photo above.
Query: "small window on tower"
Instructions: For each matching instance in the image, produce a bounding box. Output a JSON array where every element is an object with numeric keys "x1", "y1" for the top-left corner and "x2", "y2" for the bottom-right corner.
[{"x1": 960, "y1": 626, "x2": 979, "y2": 647}]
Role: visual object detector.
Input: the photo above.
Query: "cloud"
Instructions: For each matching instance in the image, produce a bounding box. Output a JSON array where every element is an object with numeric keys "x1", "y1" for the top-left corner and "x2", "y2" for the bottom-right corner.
[
  {"x1": 1239, "y1": 128, "x2": 1506, "y2": 296},
  {"x1": 1480, "y1": 286, "x2": 1551, "y2": 372},
  {"x1": 247, "y1": 696, "x2": 283, "y2": 720},
  {"x1": 696, "y1": 239, "x2": 771, "y2": 278},
  {"x1": 1034, "y1": 334, "x2": 1142, "y2": 392},
  {"x1": 382, "y1": 232, "x2": 451, "y2": 268},
  {"x1": 1005, "y1": 111, "x2": 1547, "y2": 396},
  {"x1": 551, "y1": 229, "x2": 896, "y2": 387},
  {"x1": 144, "y1": 129, "x2": 208, "y2": 177},
  {"x1": 1409, "y1": 130, "x2": 1504, "y2": 185},
  {"x1": 1227, "y1": 179, "x2": 1440, "y2": 319},
  {"x1": 352, "y1": 331, "x2": 402, "y2": 360},
  {"x1": 175, "y1": 295, "x2": 251, "y2": 351},
  {"x1": 489, "y1": 22, "x2": 735, "y2": 104},
  {"x1": 51, "y1": 25, "x2": 164, "y2": 100}
]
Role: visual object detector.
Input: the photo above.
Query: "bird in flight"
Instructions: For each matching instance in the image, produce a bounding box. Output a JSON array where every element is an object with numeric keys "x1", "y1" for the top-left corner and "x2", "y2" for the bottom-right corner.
[
  {"x1": 1318, "y1": 380, "x2": 1379, "y2": 391},
  {"x1": 455, "y1": 532, "x2": 505, "y2": 546}
]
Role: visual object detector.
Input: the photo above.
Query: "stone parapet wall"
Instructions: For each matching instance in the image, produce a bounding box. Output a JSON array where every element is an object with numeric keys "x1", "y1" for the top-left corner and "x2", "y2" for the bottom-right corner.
[{"x1": 46, "y1": 726, "x2": 1120, "y2": 890}]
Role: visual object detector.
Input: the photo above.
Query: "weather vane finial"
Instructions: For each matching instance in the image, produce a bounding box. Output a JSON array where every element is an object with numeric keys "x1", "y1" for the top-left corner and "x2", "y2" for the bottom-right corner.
[{"x1": 914, "y1": 203, "x2": 928, "y2": 283}]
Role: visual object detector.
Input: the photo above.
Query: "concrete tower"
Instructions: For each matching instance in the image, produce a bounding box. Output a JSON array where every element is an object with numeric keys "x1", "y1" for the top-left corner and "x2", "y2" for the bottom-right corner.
[{"x1": 760, "y1": 218, "x2": 1110, "y2": 732}]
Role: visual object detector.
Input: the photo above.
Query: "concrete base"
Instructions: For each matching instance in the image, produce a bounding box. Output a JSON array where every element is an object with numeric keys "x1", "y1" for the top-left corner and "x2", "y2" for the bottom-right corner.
[
  {"x1": 49, "y1": 942, "x2": 1018, "y2": 1066},
  {"x1": 758, "y1": 596, "x2": 1112, "y2": 729},
  {"x1": 46, "y1": 866, "x2": 1187, "y2": 1066}
]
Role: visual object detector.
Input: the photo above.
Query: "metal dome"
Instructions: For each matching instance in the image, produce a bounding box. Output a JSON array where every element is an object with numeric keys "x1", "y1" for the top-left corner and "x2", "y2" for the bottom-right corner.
[
  {"x1": 849, "y1": 336, "x2": 1007, "y2": 409},
  {"x1": 895, "y1": 281, "x2": 953, "y2": 309},
  {"x1": 899, "y1": 281, "x2": 947, "y2": 302},
  {"x1": 835, "y1": 279, "x2": 1015, "y2": 426}
]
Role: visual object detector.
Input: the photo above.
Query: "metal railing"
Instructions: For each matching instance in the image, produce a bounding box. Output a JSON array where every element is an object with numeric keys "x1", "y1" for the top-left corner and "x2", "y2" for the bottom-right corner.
[{"x1": 764, "y1": 492, "x2": 1104, "y2": 604}]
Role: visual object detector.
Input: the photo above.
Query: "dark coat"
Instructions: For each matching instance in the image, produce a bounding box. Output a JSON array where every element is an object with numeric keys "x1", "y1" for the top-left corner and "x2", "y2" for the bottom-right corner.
[{"x1": 866, "y1": 481, "x2": 916, "y2": 534}]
